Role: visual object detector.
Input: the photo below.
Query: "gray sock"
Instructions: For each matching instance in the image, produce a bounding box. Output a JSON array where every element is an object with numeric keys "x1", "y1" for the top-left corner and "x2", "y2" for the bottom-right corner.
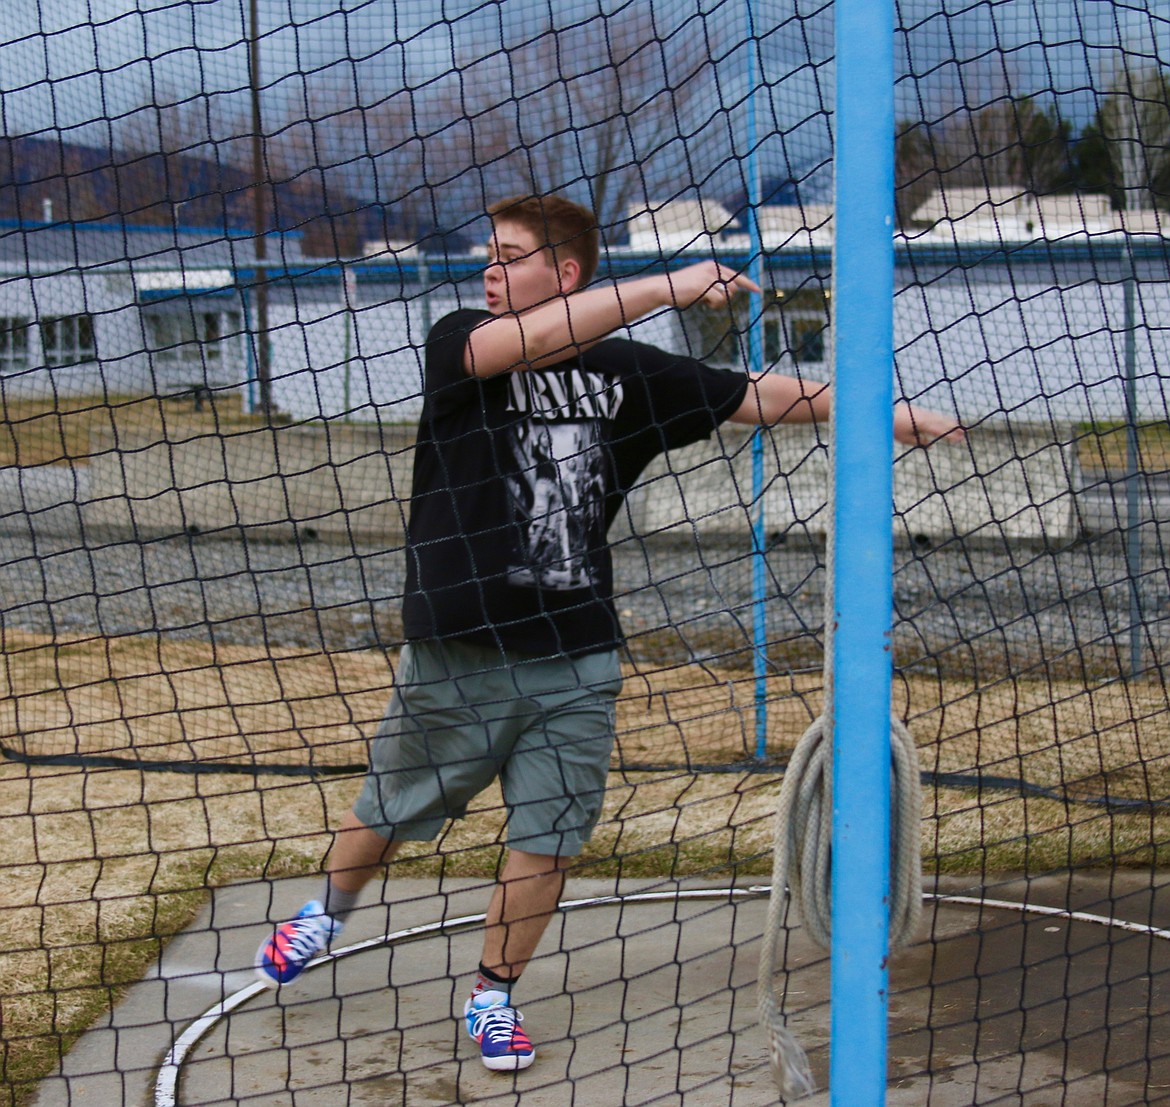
[{"x1": 320, "y1": 880, "x2": 359, "y2": 925}]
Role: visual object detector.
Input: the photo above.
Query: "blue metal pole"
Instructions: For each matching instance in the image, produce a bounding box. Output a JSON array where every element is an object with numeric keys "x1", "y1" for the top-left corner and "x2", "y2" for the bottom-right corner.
[
  {"x1": 241, "y1": 285, "x2": 257, "y2": 413},
  {"x1": 745, "y1": 0, "x2": 769, "y2": 760},
  {"x1": 831, "y1": 0, "x2": 894, "y2": 1103},
  {"x1": 1123, "y1": 243, "x2": 1143, "y2": 678}
]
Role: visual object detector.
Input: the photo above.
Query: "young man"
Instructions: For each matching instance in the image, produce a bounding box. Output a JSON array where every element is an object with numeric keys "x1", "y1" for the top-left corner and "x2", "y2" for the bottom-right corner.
[{"x1": 255, "y1": 195, "x2": 963, "y2": 1072}]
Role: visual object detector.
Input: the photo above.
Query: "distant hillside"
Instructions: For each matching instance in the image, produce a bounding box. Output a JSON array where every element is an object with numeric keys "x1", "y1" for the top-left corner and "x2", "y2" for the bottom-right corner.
[{"x1": 0, "y1": 134, "x2": 383, "y2": 257}]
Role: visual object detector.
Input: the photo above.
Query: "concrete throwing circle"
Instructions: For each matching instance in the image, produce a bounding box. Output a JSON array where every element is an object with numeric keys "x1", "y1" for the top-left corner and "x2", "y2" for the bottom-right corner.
[{"x1": 151, "y1": 879, "x2": 1170, "y2": 1107}]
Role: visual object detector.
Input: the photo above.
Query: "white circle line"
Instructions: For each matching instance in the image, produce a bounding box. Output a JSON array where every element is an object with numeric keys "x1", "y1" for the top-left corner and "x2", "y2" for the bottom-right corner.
[
  {"x1": 923, "y1": 892, "x2": 1170, "y2": 940},
  {"x1": 152, "y1": 887, "x2": 1168, "y2": 1107}
]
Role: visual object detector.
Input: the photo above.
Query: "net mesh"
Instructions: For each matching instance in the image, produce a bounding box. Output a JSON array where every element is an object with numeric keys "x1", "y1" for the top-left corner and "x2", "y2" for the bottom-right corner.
[{"x1": 2, "y1": 1, "x2": 1169, "y2": 1104}]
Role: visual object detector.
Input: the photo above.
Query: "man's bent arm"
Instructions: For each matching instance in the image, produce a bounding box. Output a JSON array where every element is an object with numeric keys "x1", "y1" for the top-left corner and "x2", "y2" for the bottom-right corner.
[
  {"x1": 727, "y1": 373, "x2": 830, "y2": 427},
  {"x1": 463, "y1": 263, "x2": 758, "y2": 378}
]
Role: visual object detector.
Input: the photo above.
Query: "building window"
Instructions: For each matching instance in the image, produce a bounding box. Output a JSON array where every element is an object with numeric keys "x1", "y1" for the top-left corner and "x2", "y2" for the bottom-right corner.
[
  {"x1": 683, "y1": 286, "x2": 829, "y2": 369},
  {"x1": 41, "y1": 314, "x2": 96, "y2": 367},
  {"x1": 789, "y1": 316, "x2": 827, "y2": 365},
  {"x1": 0, "y1": 317, "x2": 32, "y2": 372},
  {"x1": 764, "y1": 318, "x2": 783, "y2": 363},
  {"x1": 681, "y1": 302, "x2": 742, "y2": 366},
  {"x1": 143, "y1": 308, "x2": 241, "y2": 370}
]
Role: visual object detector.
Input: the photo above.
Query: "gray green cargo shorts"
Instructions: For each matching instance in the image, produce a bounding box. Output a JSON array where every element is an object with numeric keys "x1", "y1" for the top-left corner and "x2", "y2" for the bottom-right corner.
[{"x1": 353, "y1": 638, "x2": 623, "y2": 857}]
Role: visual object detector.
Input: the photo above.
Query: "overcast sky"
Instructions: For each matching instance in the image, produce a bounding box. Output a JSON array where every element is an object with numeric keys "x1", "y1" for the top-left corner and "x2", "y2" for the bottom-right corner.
[
  {"x1": 1, "y1": 0, "x2": 1166, "y2": 204},
  {"x1": 4, "y1": 0, "x2": 1165, "y2": 128}
]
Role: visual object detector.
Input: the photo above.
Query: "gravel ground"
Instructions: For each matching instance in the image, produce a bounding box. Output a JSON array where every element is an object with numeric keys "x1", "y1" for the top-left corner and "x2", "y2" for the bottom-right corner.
[{"x1": 2, "y1": 500, "x2": 1168, "y2": 682}]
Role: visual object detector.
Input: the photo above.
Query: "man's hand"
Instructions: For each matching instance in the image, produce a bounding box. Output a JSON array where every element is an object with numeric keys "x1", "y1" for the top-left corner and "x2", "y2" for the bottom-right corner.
[
  {"x1": 662, "y1": 261, "x2": 760, "y2": 310},
  {"x1": 894, "y1": 403, "x2": 965, "y2": 446}
]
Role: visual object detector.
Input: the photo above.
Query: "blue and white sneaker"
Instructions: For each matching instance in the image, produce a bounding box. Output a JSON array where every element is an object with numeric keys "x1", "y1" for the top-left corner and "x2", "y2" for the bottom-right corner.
[
  {"x1": 254, "y1": 900, "x2": 342, "y2": 988},
  {"x1": 463, "y1": 989, "x2": 536, "y2": 1071}
]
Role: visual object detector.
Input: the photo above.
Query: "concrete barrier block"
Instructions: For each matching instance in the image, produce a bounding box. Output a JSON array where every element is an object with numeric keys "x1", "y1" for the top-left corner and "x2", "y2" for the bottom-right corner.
[
  {"x1": 84, "y1": 423, "x2": 415, "y2": 541},
  {"x1": 620, "y1": 421, "x2": 1079, "y2": 544},
  {"x1": 79, "y1": 419, "x2": 1078, "y2": 545},
  {"x1": 895, "y1": 424, "x2": 1079, "y2": 543}
]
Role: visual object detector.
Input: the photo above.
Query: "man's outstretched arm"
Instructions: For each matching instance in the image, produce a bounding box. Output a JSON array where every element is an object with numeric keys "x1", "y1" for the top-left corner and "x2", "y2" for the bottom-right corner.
[{"x1": 728, "y1": 372, "x2": 965, "y2": 446}]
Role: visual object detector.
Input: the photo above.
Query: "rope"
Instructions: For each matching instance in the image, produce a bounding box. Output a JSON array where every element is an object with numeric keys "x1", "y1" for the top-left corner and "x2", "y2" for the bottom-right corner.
[
  {"x1": 755, "y1": 717, "x2": 823, "y2": 1100},
  {"x1": 756, "y1": 711, "x2": 923, "y2": 1098}
]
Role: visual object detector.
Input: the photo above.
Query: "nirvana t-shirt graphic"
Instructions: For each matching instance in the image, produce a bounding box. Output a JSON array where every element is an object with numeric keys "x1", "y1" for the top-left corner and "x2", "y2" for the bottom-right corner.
[
  {"x1": 503, "y1": 367, "x2": 624, "y2": 591},
  {"x1": 408, "y1": 308, "x2": 749, "y2": 655}
]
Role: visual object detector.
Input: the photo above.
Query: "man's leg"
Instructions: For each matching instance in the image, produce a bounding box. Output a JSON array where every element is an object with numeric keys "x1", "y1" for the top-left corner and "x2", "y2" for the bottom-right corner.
[
  {"x1": 463, "y1": 648, "x2": 622, "y2": 1071},
  {"x1": 463, "y1": 849, "x2": 568, "y2": 1072},
  {"x1": 327, "y1": 808, "x2": 403, "y2": 892},
  {"x1": 255, "y1": 809, "x2": 401, "y2": 987},
  {"x1": 481, "y1": 849, "x2": 570, "y2": 979}
]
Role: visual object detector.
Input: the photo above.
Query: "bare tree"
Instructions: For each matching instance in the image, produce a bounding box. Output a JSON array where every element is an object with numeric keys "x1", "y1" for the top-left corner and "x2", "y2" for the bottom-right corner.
[
  {"x1": 460, "y1": 7, "x2": 712, "y2": 229},
  {"x1": 895, "y1": 120, "x2": 937, "y2": 227},
  {"x1": 227, "y1": 7, "x2": 719, "y2": 248},
  {"x1": 1099, "y1": 63, "x2": 1170, "y2": 211},
  {"x1": 110, "y1": 94, "x2": 228, "y2": 225},
  {"x1": 967, "y1": 98, "x2": 1071, "y2": 192},
  {"x1": 354, "y1": 85, "x2": 485, "y2": 242},
  {"x1": 895, "y1": 95, "x2": 1073, "y2": 219}
]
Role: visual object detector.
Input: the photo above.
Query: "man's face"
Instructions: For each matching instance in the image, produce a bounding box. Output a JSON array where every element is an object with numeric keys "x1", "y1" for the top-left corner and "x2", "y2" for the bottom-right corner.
[{"x1": 484, "y1": 219, "x2": 563, "y2": 315}]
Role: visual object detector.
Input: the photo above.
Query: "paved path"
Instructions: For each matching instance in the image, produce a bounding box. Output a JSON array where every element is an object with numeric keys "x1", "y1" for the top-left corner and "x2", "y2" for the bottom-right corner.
[{"x1": 30, "y1": 872, "x2": 1170, "y2": 1106}]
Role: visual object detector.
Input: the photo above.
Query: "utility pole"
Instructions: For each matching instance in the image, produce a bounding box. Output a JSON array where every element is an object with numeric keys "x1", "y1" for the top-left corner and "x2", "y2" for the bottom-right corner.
[{"x1": 249, "y1": 0, "x2": 272, "y2": 417}]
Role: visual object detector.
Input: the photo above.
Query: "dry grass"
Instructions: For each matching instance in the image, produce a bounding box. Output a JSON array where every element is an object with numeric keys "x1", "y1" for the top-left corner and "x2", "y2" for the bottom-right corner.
[
  {"x1": 3, "y1": 630, "x2": 1170, "y2": 1102},
  {"x1": 1, "y1": 631, "x2": 392, "y2": 766},
  {"x1": 1076, "y1": 420, "x2": 1170, "y2": 476},
  {"x1": 5, "y1": 394, "x2": 1170, "y2": 478},
  {"x1": 0, "y1": 393, "x2": 270, "y2": 468},
  {"x1": 12, "y1": 630, "x2": 1167, "y2": 803}
]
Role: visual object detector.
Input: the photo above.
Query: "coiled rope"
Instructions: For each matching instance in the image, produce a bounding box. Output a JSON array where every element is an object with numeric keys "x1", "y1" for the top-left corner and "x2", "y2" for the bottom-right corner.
[{"x1": 756, "y1": 707, "x2": 924, "y2": 1097}]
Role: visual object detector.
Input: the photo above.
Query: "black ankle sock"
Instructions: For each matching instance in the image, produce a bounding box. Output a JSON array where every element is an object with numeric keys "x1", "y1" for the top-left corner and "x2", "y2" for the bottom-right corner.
[
  {"x1": 472, "y1": 962, "x2": 520, "y2": 998},
  {"x1": 479, "y1": 962, "x2": 518, "y2": 985}
]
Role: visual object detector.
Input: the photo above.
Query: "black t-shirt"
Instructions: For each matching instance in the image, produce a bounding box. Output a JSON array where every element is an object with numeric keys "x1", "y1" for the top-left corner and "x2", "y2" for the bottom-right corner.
[{"x1": 401, "y1": 307, "x2": 749, "y2": 657}]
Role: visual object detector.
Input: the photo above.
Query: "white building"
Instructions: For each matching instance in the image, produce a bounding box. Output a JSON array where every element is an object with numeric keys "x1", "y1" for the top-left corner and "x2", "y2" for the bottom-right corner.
[
  {"x1": 618, "y1": 192, "x2": 1170, "y2": 426},
  {"x1": 1, "y1": 192, "x2": 1167, "y2": 429},
  {"x1": 0, "y1": 217, "x2": 308, "y2": 403},
  {"x1": 906, "y1": 187, "x2": 1166, "y2": 242}
]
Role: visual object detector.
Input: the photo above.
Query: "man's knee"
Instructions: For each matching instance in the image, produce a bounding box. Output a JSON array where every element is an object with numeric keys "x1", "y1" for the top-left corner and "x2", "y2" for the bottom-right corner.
[{"x1": 501, "y1": 848, "x2": 572, "y2": 880}]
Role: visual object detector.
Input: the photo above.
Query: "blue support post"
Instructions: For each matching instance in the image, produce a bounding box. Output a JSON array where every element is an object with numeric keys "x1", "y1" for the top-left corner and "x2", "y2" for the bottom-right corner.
[
  {"x1": 745, "y1": 0, "x2": 769, "y2": 759},
  {"x1": 830, "y1": 1, "x2": 895, "y2": 1103},
  {"x1": 241, "y1": 285, "x2": 257, "y2": 413},
  {"x1": 1123, "y1": 244, "x2": 1143, "y2": 678}
]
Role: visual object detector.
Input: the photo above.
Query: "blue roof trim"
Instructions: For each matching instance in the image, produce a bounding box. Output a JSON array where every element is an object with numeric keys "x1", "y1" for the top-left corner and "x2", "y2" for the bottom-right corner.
[
  {"x1": 896, "y1": 236, "x2": 1170, "y2": 267},
  {"x1": 0, "y1": 217, "x2": 301, "y2": 241},
  {"x1": 138, "y1": 287, "x2": 240, "y2": 302},
  {"x1": 222, "y1": 236, "x2": 1168, "y2": 289},
  {"x1": 2, "y1": 229, "x2": 1163, "y2": 291}
]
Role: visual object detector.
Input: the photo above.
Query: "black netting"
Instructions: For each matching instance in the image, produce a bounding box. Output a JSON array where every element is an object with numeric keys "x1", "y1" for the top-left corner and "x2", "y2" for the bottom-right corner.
[{"x1": 2, "y1": 2, "x2": 1168, "y2": 1105}]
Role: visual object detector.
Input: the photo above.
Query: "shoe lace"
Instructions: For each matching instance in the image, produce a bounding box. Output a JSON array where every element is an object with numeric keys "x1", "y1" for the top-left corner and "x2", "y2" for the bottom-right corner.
[
  {"x1": 470, "y1": 1003, "x2": 523, "y2": 1045},
  {"x1": 274, "y1": 915, "x2": 328, "y2": 962}
]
